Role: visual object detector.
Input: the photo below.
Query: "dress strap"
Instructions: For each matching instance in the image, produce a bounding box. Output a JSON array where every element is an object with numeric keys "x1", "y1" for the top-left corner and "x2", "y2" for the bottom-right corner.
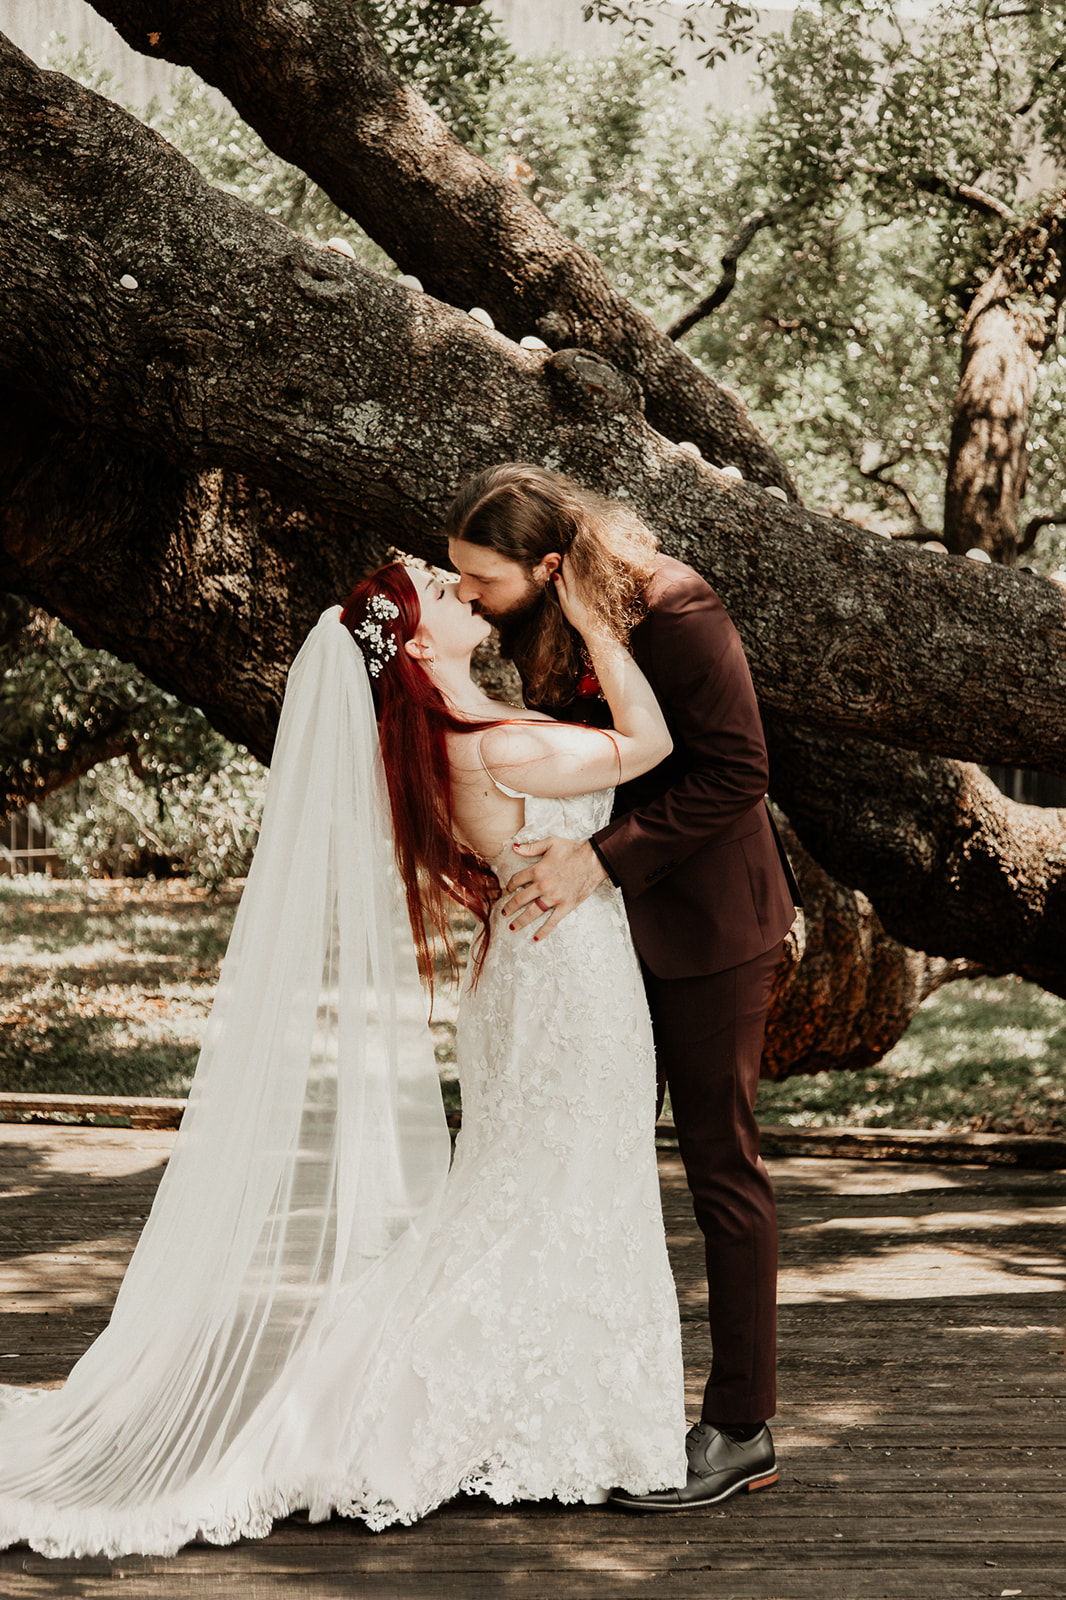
[{"x1": 476, "y1": 731, "x2": 528, "y2": 801}]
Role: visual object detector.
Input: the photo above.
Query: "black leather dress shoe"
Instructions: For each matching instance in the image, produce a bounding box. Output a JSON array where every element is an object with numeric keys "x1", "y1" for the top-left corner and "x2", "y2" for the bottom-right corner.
[{"x1": 610, "y1": 1421, "x2": 778, "y2": 1511}]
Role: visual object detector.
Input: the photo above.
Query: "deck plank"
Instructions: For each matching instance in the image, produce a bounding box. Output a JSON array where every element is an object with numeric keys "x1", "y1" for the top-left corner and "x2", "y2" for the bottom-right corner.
[{"x1": 0, "y1": 1125, "x2": 1063, "y2": 1598}]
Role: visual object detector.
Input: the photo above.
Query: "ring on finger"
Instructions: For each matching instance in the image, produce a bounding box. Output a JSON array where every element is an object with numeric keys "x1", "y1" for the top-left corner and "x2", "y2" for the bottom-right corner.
[{"x1": 534, "y1": 896, "x2": 553, "y2": 913}]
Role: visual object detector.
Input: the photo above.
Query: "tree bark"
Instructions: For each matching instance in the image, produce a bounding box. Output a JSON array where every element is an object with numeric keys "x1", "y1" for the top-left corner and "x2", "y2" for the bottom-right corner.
[
  {"x1": 762, "y1": 814, "x2": 977, "y2": 1079},
  {"x1": 0, "y1": 390, "x2": 385, "y2": 762},
  {"x1": 76, "y1": 0, "x2": 795, "y2": 496},
  {"x1": 3, "y1": 38, "x2": 1066, "y2": 776},
  {"x1": 943, "y1": 200, "x2": 1066, "y2": 562}
]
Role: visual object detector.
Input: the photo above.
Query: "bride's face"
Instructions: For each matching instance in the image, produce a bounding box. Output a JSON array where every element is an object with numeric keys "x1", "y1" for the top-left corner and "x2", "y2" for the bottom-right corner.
[{"x1": 408, "y1": 566, "x2": 492, "y2": 661}]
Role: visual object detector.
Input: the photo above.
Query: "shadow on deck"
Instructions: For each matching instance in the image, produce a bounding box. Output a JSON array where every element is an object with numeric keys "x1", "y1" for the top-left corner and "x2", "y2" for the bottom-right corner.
[{"x1": 0, "y1": 1126, "x2": 1062, "y2": 1599}]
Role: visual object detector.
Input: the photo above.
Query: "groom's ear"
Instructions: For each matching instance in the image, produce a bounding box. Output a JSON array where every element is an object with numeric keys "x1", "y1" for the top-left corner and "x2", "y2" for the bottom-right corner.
[{"x1": 533, "y1": 551, "x2": 563, "y2": 583}]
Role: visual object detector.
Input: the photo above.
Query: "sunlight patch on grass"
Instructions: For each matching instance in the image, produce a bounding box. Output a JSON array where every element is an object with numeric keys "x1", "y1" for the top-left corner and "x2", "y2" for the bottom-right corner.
[
  {"x1": 0, "y1": 878, "x2": 238, "y2": 1099},
  {"x1": 756, "y1": 977, "x2": 1066, "y2": 1135}
]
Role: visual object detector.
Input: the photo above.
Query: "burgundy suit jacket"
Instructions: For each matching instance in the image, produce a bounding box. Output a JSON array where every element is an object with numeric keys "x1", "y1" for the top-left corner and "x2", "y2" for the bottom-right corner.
[{"x1": 577, "y1": 555, "x2": 796, "y2": 980}]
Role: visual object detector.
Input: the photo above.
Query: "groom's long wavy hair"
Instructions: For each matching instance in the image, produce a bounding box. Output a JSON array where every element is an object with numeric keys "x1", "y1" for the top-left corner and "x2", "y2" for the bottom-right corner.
[
  {"x1": 340, "y1": 563, "x2": 499, "y2": 993},
  {"x1": 442, "y1": 463, "x2": 659, "y2": 710}
]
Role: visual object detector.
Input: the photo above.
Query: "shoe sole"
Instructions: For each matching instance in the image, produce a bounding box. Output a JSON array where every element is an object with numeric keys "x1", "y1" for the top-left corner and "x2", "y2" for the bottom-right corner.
[{"x1": 611, "y1": 1466, "x2": 779, "y2": 1512}]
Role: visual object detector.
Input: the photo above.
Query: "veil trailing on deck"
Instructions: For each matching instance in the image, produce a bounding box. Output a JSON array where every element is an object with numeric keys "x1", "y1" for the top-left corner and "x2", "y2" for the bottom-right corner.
[{"x1": 0, "y1": 608, "x2": 452, "y2": 1558}]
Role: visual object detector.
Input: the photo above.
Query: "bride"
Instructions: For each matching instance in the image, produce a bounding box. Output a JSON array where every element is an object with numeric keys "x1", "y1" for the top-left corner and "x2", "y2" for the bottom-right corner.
[{"x1": 0, "y1": 555, "x2": 687, "y2": 1558}]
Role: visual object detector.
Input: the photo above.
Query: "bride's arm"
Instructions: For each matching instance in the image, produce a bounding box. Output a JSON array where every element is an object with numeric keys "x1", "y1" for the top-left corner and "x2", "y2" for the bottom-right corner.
[{"x1": 479, "y1": 567, "x2": 671, "y2": 798}]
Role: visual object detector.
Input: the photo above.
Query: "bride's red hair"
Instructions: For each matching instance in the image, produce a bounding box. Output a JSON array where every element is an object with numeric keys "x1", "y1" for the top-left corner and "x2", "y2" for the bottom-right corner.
[{"x1": 340, "y1": 563, "x2": 499, "y2": 992}]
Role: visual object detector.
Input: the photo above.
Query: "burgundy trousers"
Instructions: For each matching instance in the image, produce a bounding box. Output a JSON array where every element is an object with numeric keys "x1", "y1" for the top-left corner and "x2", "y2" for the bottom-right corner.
[{"x1": 642, "y1": 940, "x2": 782, "y2": 1426}]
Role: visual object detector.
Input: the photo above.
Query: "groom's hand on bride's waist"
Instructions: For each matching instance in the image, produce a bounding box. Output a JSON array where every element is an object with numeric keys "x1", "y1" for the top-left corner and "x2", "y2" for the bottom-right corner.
[{"x1": 504, "y1": 837, "x2": 608, "y2": 939}]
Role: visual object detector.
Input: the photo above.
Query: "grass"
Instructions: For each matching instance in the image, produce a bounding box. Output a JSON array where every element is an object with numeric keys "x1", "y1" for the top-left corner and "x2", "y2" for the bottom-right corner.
[
  {"x1": 2, "y1": 878, "x2": 1064, "y2": 1134},
  {"x1": 755, "y1": 976, "x2": 1066, "y2": 1136},
  {"x1": 0, "y1": 877, "x2": 238, "y2": 1100}
]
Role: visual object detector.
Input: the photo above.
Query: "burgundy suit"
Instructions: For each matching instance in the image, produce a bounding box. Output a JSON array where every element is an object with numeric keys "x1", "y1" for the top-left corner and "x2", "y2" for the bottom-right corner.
[{"x1": 569, "y1": 555, "x2": 796, "y2": 1424}]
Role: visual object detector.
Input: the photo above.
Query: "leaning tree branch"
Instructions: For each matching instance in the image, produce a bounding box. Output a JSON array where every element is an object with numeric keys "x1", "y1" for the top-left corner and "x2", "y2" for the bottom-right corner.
[
  {"x1": 5, "y1": 43, "x2": 1066, "y2": 990},
  {"x1": 946, "y1": 182, "x2": 1016, "y2": 220},
  {"x1": 8, "y1": 390, "x2": 1065, "y2": 992},
  {"x1": 74, "y1": 0, "x2": 795, "y2": 496},
  {"x1": 0, "y1": 390, "x2": 395, "y2": 764},
  {"x1": 1014, "y1": 51, "x2": 1066, "y2": 117},
  {"x1": 4, "y1": 39, "x2": 1066, "y2": 779},
  {"x1": 762, "y1": 811, "x2": 980, "y2": 1080}
]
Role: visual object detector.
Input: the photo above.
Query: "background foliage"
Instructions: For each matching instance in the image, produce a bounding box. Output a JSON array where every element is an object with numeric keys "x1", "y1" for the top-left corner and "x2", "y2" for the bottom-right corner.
[{"x1": 1, "y1": 599, "x2": 264, "y2": 883}]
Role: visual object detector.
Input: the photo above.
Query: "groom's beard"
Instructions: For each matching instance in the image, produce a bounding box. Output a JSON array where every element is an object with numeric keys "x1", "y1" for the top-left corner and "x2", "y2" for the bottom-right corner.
[
  {"x1": 478, "y1": 583, "x2": 550, "y2": 661},
  {"x1": 485, "y1": 584, "x2": 585, "y2": 714}
]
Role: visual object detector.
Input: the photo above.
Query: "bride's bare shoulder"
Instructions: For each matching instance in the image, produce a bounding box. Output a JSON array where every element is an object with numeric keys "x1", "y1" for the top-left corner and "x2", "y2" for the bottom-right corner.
[
  {"x1": 447, "y1": 707, "x2": 552, "y2": 757},
  {"x1": 477, "y1": 717, "x2": 606, "y2": 788}
]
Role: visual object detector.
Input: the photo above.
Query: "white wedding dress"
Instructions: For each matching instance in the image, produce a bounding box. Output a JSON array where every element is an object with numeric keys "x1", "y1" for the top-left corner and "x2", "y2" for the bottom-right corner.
[
  {"x1": 0, "y1": 613, "x2": 685, "y2": 1559},
  {"x1": 330, "y1": 788, "x2": 688, "y2": 1520}
]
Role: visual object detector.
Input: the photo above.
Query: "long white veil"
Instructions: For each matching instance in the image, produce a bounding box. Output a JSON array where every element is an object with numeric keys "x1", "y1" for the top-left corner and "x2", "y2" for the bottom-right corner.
[{"x1": 0, "y1": 608, "x2": 452, "y2": 1557}]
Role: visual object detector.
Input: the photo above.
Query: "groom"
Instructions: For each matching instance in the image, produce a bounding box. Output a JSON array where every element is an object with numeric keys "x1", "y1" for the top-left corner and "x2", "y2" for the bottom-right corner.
[{"x1": 444, "y1": 463, "x2": 798, "y2": 1511}]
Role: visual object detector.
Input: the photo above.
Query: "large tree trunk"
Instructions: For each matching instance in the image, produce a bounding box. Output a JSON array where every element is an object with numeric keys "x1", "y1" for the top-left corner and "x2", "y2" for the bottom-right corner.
[
  {"x1": 81, "y1": 0, "x2": 795, "y2": 497},
  {"x1": 3, "y1": 35, "x2": 1066, "y2": 1009},
  {"x1": 943, "y1": 201, "x2": 1066, "y2": 562}
]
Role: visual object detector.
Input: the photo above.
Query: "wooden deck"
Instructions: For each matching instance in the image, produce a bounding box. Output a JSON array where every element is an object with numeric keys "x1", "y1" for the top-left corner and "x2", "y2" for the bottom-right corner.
[{"x1": 0, "y1": 1125, "x2": 1063, "y2": 1598}]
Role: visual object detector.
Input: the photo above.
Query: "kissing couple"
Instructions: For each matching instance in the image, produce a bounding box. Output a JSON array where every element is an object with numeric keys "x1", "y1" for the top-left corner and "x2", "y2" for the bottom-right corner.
[{"x1": 0, "y1": 463, "x2": 796, "y2": 1558}]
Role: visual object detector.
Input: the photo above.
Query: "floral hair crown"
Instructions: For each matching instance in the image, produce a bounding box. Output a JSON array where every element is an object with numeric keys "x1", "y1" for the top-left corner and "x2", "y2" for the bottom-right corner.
[{"x1": 352, "y1": 592, "x2": 400, "y2": 677}]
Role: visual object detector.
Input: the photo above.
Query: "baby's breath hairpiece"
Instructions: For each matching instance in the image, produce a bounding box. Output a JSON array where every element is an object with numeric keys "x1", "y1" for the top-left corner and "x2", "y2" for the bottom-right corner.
[{"x1": 353, "y1": 593, "x2": 400, "y2": 677}]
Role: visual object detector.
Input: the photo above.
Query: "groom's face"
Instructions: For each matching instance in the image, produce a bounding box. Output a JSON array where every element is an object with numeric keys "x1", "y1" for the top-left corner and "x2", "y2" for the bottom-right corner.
[{"x1": 448, "y1": 537, "x2": 555, "y2": 626}]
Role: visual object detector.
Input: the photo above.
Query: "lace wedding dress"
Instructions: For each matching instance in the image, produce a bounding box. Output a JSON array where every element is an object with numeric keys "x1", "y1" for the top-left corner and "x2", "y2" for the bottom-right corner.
[
  {"x1": 329, "y1": 787, "x2": 688, "y2": 1521},
  {"x1": 0, "y1": 614, "x2": 685, "y2": 1558}
]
